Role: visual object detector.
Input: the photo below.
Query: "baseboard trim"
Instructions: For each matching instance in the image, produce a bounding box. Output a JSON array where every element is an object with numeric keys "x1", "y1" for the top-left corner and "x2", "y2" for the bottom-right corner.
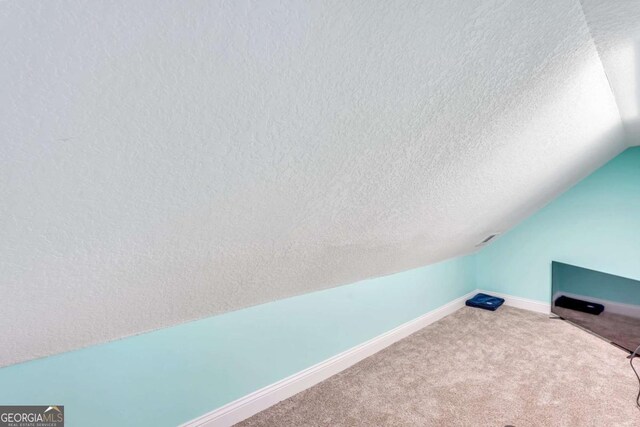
[
  {"x1": 478, "y1": 289, "x2": 550, "y2": 314},
  {"x1": 181, "y1": 288, "x2": 549, "y2": 426},
  {"x1": 180, "y1": 289, "x2": 477, "y2": 427}
]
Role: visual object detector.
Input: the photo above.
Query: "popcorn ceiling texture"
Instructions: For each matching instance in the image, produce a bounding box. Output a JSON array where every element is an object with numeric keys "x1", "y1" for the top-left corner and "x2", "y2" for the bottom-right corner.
[
  {"x1": 579, "y1": 0, "x2": 640, "y2": 146},
  {"x1": 0, "y1": 0, "x2": 630, "y2": 367}
]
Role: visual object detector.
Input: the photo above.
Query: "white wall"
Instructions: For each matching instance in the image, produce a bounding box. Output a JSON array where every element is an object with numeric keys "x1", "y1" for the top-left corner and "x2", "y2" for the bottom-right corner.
[{"x1": 0, "y1": 0, "x2": 625, "y2": 366}]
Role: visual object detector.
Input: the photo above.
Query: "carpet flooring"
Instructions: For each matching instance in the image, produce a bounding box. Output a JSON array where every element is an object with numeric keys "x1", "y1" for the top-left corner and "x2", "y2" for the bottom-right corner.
[{"x1": 239, "y1": 306, "x2": 640, "y2": 426}]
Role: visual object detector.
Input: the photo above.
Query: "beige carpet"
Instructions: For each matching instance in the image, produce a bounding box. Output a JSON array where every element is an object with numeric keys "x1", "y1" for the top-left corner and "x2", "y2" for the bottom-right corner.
[{"x1": 239, "y1": 306, "x2": 640, "y2": 426}]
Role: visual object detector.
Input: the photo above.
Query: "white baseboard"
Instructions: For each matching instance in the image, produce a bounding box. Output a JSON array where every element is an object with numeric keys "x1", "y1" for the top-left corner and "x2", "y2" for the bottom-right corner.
[
  {"x1": 181, "y1": 289, "x2": 549, "y2": 427},
  {"x1": 180, "y1": 289, "x2": 477, "y2": 427},
  {"x1": 479, "y1": 289, "x2": 550, "y2": 314}
]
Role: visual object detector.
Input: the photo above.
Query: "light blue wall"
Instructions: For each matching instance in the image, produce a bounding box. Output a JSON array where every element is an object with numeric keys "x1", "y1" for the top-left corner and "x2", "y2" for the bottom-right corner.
[
  {"x1": 0, "y1": 255, "x2": 475, "y2": 427},
  {"x1": 476, "y1": 147, "x2": 640, "y2": 303}
]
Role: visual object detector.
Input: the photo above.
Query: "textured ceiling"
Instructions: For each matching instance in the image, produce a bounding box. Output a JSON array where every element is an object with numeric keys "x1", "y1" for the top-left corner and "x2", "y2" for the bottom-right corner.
[
  {"x1": 580, "y1": 0, "x2": 640, "y2": 146},
  {"x1": 0, "y1": 0, "x2": 630, "y2": 366}
]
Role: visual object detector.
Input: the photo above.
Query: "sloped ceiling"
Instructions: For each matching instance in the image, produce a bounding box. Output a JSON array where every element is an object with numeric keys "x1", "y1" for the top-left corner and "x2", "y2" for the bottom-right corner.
[
  {"x1": 580, "y1": 0, "x2": 640, "y2": 146},
  {"x1": 0, "y1": 0, "x2": 631, "y2": 366}
]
